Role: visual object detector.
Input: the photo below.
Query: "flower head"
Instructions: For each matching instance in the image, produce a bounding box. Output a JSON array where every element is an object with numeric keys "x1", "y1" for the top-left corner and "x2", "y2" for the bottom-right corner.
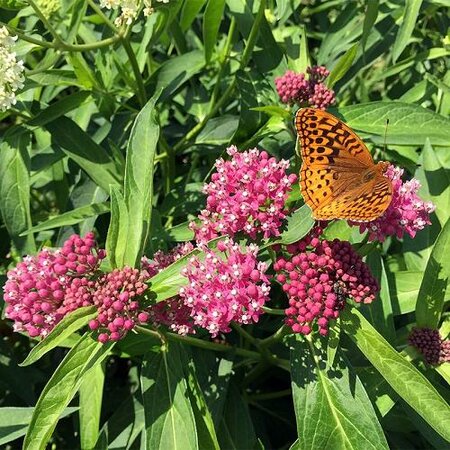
[
  {"x1": 3, "y1": 233, "x2": 105, "y2": 338},
  {"x1": 274, "y1": 234, "x2": 378, "y2": 335},
  {"x1": 142, "y1": 243, "x2": 195, "y2": 335},
  {"x1": 99, "y1": 0, "x2": 168, "y2": 26},
  {"x1": 354, "y1": 165, "x2": 435, "y2": 242},
  {"x1": 274, "y1": 66, "x2": 335, "y2": 109},
  {"x1": 88, "y1": 267, "x2": 149, "y2": 343},
  {"x1": 178, "y1": 239, "x2": 270, "y2": 337},
  {"x1": 408, "y1": 327, "x2": 450, "y2": 365},
  {"x1": 0, "y1": 26, "x2": 25, "y2": 112},
  {"x1": 190, "y1": 146, "x2": 297, "y2": 242}
]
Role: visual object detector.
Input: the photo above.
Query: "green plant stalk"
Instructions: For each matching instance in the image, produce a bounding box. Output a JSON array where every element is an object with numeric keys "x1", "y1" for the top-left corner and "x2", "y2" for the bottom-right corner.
[
  {"x1": 259, "y1": 325, "x2": 290, "y2": 347},
  {"x1": 120, "y1": 38, "x2": 147, "y2": 107},
  {"x1": 173, "y1": 0, "x2": 266, "y2": 152},
  {"x1": 87, "y1": 0, "x2": 119, "y2": 33},
  {"x1": 135, "y1": 325, "x2": 261, "y2": 360}
]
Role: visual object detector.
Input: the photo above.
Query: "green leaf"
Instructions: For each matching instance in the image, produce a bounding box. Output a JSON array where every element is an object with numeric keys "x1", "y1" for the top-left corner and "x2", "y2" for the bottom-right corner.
[
  {"x1": 278, "y1": 204, "x2": 315, "y2": 245},
  {"x1": 0, "y1": 407, "x2": 77, "y2": 446},
  {"x1": 336, "y1": 102, "x2": 450, "y2": 146},
  {"x1": 297, "y1": 25, "x2": 311, "y2": 74},
  {"x1": 203, "y1": 0, "x2": 226, "y2": 63},
  {"x1": 45, "y1": 117, "x2": 123, "y2": 192},
  {"x1": 392, "y1": 0, "x2": 423, "y2": 63},
  {"x1": 23, "y1": 334, "x2": 113, "y2": 450},
  {"x1": 79, "y1": 362, "x2": 104, "y2": 450},
  {"x1": 361, "y1": 0, "x2": 379, "y2": 51},
  {"x1": 415, "y1": 217, "x2": 450, "y2": 328},
  {"x1": 28, "y1": 91, "x2": 91, "y2": 127},
  {"x1": 327, "y1": 43, "x2": 358, "y2": 88},
  {"x1": 141, "y1": 344, "x2": 198, "y2": 450},
  {"x1": 0, "y1": 128, "x2": 35, "y2": 254},
  {"x1": 106, "y1": 186, "x2": 129, "y2": 269},
  {"x1": 185, "y1": 352, "x2": 220, "y2": 450},
  {"x1": 122, "y1": 95, "x2": 160, "y2": 268},
  {"x1": 21, "y1": 202, "x2": 110, "y2": 235},
  {"x1": 180, "y1": 0, "x2": 207, "y2": 31},
  {"x1": 364, "y1": 251, "x2": 396, "y2": 343},
  {"x1": 196, "y1": 116, "x2": 240, "y2": 145},
  {"x1": 0, "y1": 0, "x2": 27, "y2": 9},
  {"x1": 289, "y1": 335, "x2": 389, "y2": 450},
  {"x1": 153, "y1": 50, "x2": 205, "y2": 102},
  {"x1": 167, "y1": 221, "x2": 195, "y2": 242},
  {"x1": 20, "y1": 307, "x2": 96, "y2": 367},
  {"x1": 149, "y1": 245, "x2": 200, "y2": 302},
  {"x1": 341, "y1": 307, "x2": 450, "y2": 441},
  {"x1": 217, "y1": 384, "x2": 257, "y2": 449}
]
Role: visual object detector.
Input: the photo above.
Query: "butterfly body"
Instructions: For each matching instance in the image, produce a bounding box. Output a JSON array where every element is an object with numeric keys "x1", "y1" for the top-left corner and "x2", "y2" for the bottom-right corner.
[{"x1": 295, "y1": 108, "x2": 392, "y2": 222}]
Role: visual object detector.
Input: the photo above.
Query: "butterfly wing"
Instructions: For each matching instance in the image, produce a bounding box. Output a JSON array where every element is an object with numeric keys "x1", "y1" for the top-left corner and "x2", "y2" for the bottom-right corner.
[
  {"x1": 295, "y1": 108, "x2": 392, "y2": 220},
  {"x1": 313, "y1": 173, "x2": 393, "y2": 221}
]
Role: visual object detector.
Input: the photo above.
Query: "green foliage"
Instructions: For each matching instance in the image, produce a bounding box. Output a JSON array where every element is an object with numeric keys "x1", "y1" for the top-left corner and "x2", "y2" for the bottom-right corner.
[{"x1": 0, "y1": 0, "x2": 449, "y2": 449}]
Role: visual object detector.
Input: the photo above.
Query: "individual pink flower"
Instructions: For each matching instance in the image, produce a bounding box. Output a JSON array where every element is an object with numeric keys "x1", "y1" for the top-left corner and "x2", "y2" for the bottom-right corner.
[
  {"x1": 408, "y1": 327, "x2": 450, "y2": 365},
  {"x1": 3, "y1": 233, "x2": 105, "y2": 338},
  {"x1": 274, "y1": 234, "x2": 379, "y2": 335},
  {"x1": 88, "y1": 267, "x2": 150, "y2": 343},
  {"x1": 353, "y1": 165, "x2": 435, "y2": 242},
  {"x1": 142, "y1": 243, "x2": 195, "y2": 336},
  {"x1": 274, "y1": 66, "x2": 335, "y2": 109},
  {"x1": 190, "y1": 146, "x2": 297, "y2": 242},
  {"x1": 178, "y1": 239, "x2": 270, "y2": 337}
]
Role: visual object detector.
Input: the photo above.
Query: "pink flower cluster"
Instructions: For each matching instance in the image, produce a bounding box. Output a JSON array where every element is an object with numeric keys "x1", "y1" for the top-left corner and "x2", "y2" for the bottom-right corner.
[
  {"x1": 274, "y1": 66, "x2": 335, "y2": 109},
  {"x1": 3, "y1": 233, "x2": 105, "y2": 338},
  {"x1": 354, "y1": 165, "x2": 435, "y2": 242},
  {"x1": 274, "y1": 233, "x2": 379, "y2": 335},
  {"x1": 143, "y1": 243, "x2": 195, "y2": 336},
  {"x1": 178, "y1": 239, "x2": 270, "y2": 337},
  {"x1": 88, "y1": 267, "x2": 150, "y2": 343},
  {"x1": 409, "y1": 327, "x2": 450, "y2": 365},
  {"x1": 190, "y1": 146, "x2": 297, "y2": 242}
]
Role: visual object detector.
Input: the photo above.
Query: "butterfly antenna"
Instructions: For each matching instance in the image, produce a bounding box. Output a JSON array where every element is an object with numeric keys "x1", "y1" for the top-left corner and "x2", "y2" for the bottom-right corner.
[{"x1": 383, "y1": 118, "x2": 389, "y2": 155}]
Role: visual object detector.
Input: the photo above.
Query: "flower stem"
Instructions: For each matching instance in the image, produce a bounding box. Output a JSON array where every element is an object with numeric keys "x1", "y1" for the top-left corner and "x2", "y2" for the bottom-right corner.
[
  {"x1": 136, "y1": 325, "x2": 262, "y2": 360},
  {"x1": 259, "y1": 325, "x2": 290, "y2": 347}
]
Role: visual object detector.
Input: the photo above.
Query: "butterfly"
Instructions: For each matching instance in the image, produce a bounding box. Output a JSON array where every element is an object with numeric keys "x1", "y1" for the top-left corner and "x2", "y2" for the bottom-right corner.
[{"x1": 295, "y1": 108, "x2": 392, "y2": 222}]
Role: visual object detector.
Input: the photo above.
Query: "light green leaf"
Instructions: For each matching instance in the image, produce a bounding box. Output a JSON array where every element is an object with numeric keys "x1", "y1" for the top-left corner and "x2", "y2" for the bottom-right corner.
[
  {"x1": 289, "y1": 335, "x2": 389, "y2": 450},
  {"x1": 392, "y1": 0, "x2": 423, "y2": 63},
  {"x1": 361, "y1": 0, "x2": 379, "y2": 51},
  {"x1": 20, "y1": 307, "x2": 96, "y2": 367},
  {"x1": 180, "y1": 0, "x2": 207, "y2": 30},
  {"x1": 21, "y1": 202, "x2": 110, "y2": 235},
  {"x1": 415, "y1": 217, "x2": 450, "y2": 328},
  {"x1": 141, "y1": 344, "x2": 198, "y2": 450},
  {"x1": 337, "y1": 102, "x2": 450, "y2": 146},
  {"x1": 122, "y1": 95, "x2": 160, "y2": 268},
  {"x1": 23, "y1": 334, "x2": 113, "y2": 450},
  {"x1": 0, "y1": 407, "x2": 77, "y2": 446},
  {"x1": 106, "y1": 186, "x2": 129, "y2": 269},
  {"x1": 278, "y1": 204, "x2": 315, "y2": 245},
  {"x1": 341, "y1": 307, "x2": 450, "y2": 441},
  {"x1": 327, "y1": 43, "x2": 358, "y2": 88},
  {"x1": 79, "y1": 363, "x2": 104, "y2": 450}
]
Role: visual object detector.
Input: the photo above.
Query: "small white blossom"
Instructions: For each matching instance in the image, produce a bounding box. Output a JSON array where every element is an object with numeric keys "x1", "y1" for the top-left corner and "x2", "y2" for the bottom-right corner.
[{"x1": 0, "y1": 27, "x2": 25, "y2": 112}]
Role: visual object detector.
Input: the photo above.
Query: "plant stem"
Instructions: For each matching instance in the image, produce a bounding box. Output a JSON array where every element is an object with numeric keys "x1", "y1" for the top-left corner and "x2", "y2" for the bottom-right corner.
[
  {"x1": 262, "y1": 306, "x2": 286, "y2": 316},
  {"x1": 173, "y1": 0, "x2": 266, "y2": 152},
  {"x1": 136, "y1": 326, "x2": 262, "y2": 360},
  {"x1": 259, "y1": 325, "x2": 290, "y2": 347},
  {"x1": 231, "y1": 322, "x2": 258, "y2": 346},
  {"x1": 120, "y1": 38, "x2": 147, "y2": 107}
]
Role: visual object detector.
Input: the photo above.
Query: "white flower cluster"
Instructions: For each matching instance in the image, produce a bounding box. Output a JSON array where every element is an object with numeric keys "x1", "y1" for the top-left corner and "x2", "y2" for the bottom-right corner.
[
  {"x1": 0, "y1": 27, "x2": 25, "y2": 112},
  {"x1": 99, "y1": 0, "x2": 169, "y2": 27}
]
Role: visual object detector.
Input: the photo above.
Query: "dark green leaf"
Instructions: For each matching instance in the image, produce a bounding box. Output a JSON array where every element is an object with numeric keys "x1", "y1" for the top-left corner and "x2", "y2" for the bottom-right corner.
[
  {"x1": 327, "y1": 43, "x2": 358, "y2": 88},
  {"x1": 278, "y1": 205, "x2": 315, "y2": 245}
]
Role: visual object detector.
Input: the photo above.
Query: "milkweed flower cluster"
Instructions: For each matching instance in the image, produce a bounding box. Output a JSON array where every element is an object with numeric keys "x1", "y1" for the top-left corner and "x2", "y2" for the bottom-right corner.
[
  {"x1": 354, "y1": 165, "x2": 435, "y2": 242},
  {"x1": 178, "y1": 239, "x2": 271, "y2": 337},
  {"x1": 190, "y1": 146, "x2": 297, "y2": 242},
  {"x1": 88, "y1": 267, "x2": 150, "y2": 343},
  {"x1": 274, "y1": 66, "x2": 335, "y2": 109},
  {"x1": 0, "y1": 27, "x2": 25, "y2": 112},
  {"x1": 408, "y1": 327, "x2": 450, "y2": 365},
  {"x1": 99, "y1": 0, "x2": 169, "y2": 26},
  {"x1": 274, "y1": 233, "x2": 379, "y2": 335},
  {"x1": 3, "y1": 233, "x2": 105, "y2": 338},
  {"x1": 142, "y1": 243, "x2": 195, "y2": 336}
]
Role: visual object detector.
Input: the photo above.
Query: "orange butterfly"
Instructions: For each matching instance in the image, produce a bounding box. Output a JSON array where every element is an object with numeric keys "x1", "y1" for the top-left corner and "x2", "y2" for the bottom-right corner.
[{"x1": 295, "y1": 108, "x2": 392, "y2": 222}]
